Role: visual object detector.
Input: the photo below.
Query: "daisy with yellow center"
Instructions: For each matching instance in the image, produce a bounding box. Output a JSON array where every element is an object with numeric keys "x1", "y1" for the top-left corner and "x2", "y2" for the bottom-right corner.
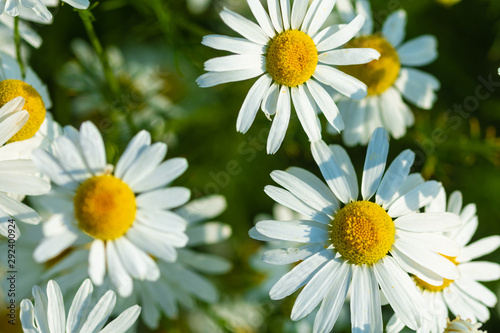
[
  {"x1": 198, "y1": 0, "x2": 381, "y2": 154},
  {"x1": 387, "y1": 189, "x2": 500, "y2": 333},
  {"x1": 30, "y1": 121, "x2": 190, "y2": 297},
  {"x1": 444, "y1": 316, "x2": 485, "y2": 333},
  {"x1": 332, "y1": 0, "x2": 440, "y2": 146},
  {"x1": 250, "y1": 128, "x2": 462, "y2": 332}
]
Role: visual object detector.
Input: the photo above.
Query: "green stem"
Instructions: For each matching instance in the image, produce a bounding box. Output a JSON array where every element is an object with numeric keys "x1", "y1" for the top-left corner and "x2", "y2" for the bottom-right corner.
[
  {"x1": 78, "y1": 9, "x2": 120, "y2": 98},
  {"x1": 149, "y1": 0, "x2": 172, "y2": 45},
  {"x1": 13, "y1": 16, "x2": 26, "y2": 79}
]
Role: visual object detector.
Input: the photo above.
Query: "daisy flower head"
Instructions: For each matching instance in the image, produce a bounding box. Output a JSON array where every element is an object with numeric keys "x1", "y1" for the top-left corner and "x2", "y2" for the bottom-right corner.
[
  {"x1": 331, "y1": 0, "x2": 440, "y2": 145},
  {"x1": 30, "y1": 121, "x2": 190, "y2": 297},
  {"x1": 250, "y1": 127, "x2": 463, "y2": 332},
  {"x1": 115, "y1": 195, "x2": 232, "y2": 329},
  {"x1": 387, "y1": 189, "x2": 500, "y2": 333},
  {"x1": 20, "y1": 279, "x2": 141, "y2": 333},
  {"x1": 0, "y1": 0, "x2": 89, "y2": 23},
  {"x1": 197, "y1": 0, "x2": 381, "y2": 154}
]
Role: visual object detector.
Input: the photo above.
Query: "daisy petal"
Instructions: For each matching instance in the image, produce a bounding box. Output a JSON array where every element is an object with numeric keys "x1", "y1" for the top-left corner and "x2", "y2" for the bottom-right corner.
[
  {"x1": 89, "y1": 240, "x2": 106, "y2": 286},
  {"x1": 126, "y1": 224, "x2": 178, "y2": 262},
  {"x1": 315, "y1": 14, "x2": 365, "y2": 51},
  {"x1": 136, "y1": 187, "x2": 191, "y2": 210},
  {"x1": 267, "y1": 85, "x2": 291, "y2": 154},
  {"x1": 262, "y1": 243, "x2": 326, "y2": 265},
  {"x1": 395, "y1": 68, "x2": 440, "y2": 110},
  {"x1": 303, "y1": 0, "x2": 335, "y2": 36},
  {"x1": 318, "y1": 48, "x2": 380, "y2": 65},
  {"x1": 314, "y1": 65, "x2": 367, "y2": 100},
  {"x1": 79, "y1": 121, "x2": 106, "y2": 174},
  {"x1": 291, "y1": 0, "x2": 308, "y2": 29},
  {"x1": 204, "y1": 54, "x2": 264, "y2": 72},
  {"x1": 313, "y1": 261, "x2": 351, "y2": 333},
  {"x1": 291, "y1": 85, "x2": 323, "y2": 142},
  {"x1": 375, "y1": 149, "x2": 414, "y2": 206},
  {"x1": 220, "y1": 7, "x2": 269, "y2": 45},
  {"x1": 202, "y1": 35, "x2": 265, "y2": 54},
  {"x1": 381, "y1": 10, "x2": 406, "y2": 48},
  {"x1": 394, "y1": 212, "x2": 461, "y2": 233},
  {"x1": 106, "y1": 241, "x2": 133, "y2": 297},
  {"x1": 47, "y1": 280, "x2": 65, "y2": 333},
  {"x1": 115, "y1": 237, "x2": 160, "y2": 281},
  {"x1": 280, "y1": 0, "x2": 291, "y2": 30},
  {"x1": 66, "y1": 279, "x2": 93, "y2": 333},
  {"x1": 114, "y1": 130, "x2": 151, "y2": 179},
  {"x1": 268, "y1": 0, "x2": 284, "y2": 33},
  {"x1": 79, "y1": 290, "x2": 116, "y2": 333},
  {"x1": 237, "y1": 74, "x2": 272, "y2": 134},
  {"x1": 329, "y1": 144, "x2": 359, "y2": 201},
  {"x1": 379, "y1": 87, "x2": 408, "y2": 139},
  {"x1": 351, "y1": 265, "x2": 383, "y2": 333},
  {"x1": 455, "y1": 278, "x2": 498, "y2": 308},
  {"x1": 291, "y1": 258, "x2": 342, "y2": 320},
  {"x1": 247, "y1": 0, "x2": 275, "y2": 38},
  {"x1": 458, "y1": 236, "x2": 500, "y2": 262},
  {"x1": 132, "y1": 157, "x2": 188, "y2": 193},
  {"x1": 255, "y1": 219, "x2": 329, "y2": 243},
  {"x1": 387, "y1": 180, "x2": 441, "y2": 217},
  {"x1": 270, "y1": 249, "x2": 335, "y2": 300},
  {"x1": 361, "y1": 127, "x2": 389, "y2": 200},
  {"x1": 311, "y1": 140, "x2": 352, "y2": 204},
  {"x1": 20, "y1": 300, "x2": 37, "y2": 333},
  {"x1": 373, "y1": 256, "x2": 423, "y2": 330},
  {"x1": 397, "y1": 35, "x2": 438, "y2": 67},
  {"x1": 306, "y1": 79, "x2": 344, "y2": 133},
  {"x1": 99, "y1": 305, "x2": 141, "y2": 333},
  {"x1": 196, "y1": 68, "x2": 265, "y2": 88}
]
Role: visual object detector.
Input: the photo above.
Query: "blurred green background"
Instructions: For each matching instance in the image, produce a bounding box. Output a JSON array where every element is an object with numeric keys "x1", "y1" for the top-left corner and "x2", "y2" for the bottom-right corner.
[{"x1": 22, "y1": 0, "x2": 500, "y2": 331}]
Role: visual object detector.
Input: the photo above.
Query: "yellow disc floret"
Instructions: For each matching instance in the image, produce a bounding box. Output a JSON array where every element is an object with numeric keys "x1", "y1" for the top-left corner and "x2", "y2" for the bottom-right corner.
[
  {"x1": 266, "y1": 30, "x2": 318, "y2": 87},
  {"x1": 339, "y1": 35, "x2": 400, "y2": 95},
  {"x1": 330, "y1": 201, "x2": 395, "y2": 265},
  {"x1": 413, "y1": 255, "x2": 459, "y2": 292},
  {"x1": 74, "y1": 175, "x2": 137, "y2": 240},
  {"x1": 0, "y1": 79, "x2": 46, "y2": 142}
]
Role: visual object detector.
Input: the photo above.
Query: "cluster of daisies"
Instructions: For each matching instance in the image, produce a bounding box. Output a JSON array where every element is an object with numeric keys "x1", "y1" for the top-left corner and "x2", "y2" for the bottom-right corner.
[{"x1": 0, "y1": 0, "x2": 497, "y2": 332}]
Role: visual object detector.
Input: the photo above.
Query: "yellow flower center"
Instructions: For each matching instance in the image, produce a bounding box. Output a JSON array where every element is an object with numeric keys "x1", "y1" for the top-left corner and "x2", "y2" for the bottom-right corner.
[
  {"x1": 0, "y1": 79, "x2": 46, "y2": 142},
  {"x1": 74, "y1": 175, "x2": 137, "y2": 240},
  {"x1": 266, "y1": 30, "x2": 318, "y2": 87},
  {"x1": 413, "y1": 255, "x2": 459, "y2": 292},
  {"x1": 330, "y1": 201, "x2": 395, "y2": 265},
  {"x1": 339, "y1": 35, "x2": 400, "y2": 95}
]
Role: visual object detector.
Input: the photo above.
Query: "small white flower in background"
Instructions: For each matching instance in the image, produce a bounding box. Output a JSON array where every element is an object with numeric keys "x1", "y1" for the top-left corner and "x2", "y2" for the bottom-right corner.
[
  {"x1": 20, "y1": 279, "x2": 141, "y2": 333},
  {"x1": 443, "y1": 316, "x2": 485, "y2": 333},
  {"x1": 30, "y1": 122, "x2": 190, "y2": 297},
  {"x1": 0, "y1": 0, "x2": 89, "y2": 23},
  {"x1": 198, "y1": 0, "x2": 381, "y2": 154},
  {"x1": 116, "y1": 195, "x2": 232, "y2": 329},
  {"x1": 387, "y1": 189, "x2": 500, "y2": 333},
  {"x1": 250, "y1": 127, "x2": 463, "y2": 332},
  {"x1": 331, "y1": 0, "x2": 440, "y2": 145},
  {"x1": 0, "y1": 97, "x2": 50, "y2": 238}
]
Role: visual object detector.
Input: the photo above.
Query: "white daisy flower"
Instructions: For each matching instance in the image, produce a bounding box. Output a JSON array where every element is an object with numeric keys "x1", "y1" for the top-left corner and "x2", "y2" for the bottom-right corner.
[
  {"x1": 0, "y1": 97, "x2": 50, "y2": 237},
  {"x1": 332, "y1": 0, "x2": 440, "y2": 145},
  {"x1": 387, "y1": 189, "x2": 500, "y2": 333},
  {"x1": 0, "y1": 0, "x2": 89, "y2": 23},
  {"x1": 116, "y1": 195, "x2": 232, "y2": 329},
  {"x1": 443, "y1": 316, "x2": 485, "y2": 333},
  {"x1": 198, "y1": 0, "x2": 381, "y2": 153},
  {"x1": 250, "y1": 127, "x2": 462, "y2": 332},
  {"x1": 20, "y1": 279, "x2": 141, "y2": 333},
  {"x1": 30, "y1": 121, "x2": 190, "y2": 297}
]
